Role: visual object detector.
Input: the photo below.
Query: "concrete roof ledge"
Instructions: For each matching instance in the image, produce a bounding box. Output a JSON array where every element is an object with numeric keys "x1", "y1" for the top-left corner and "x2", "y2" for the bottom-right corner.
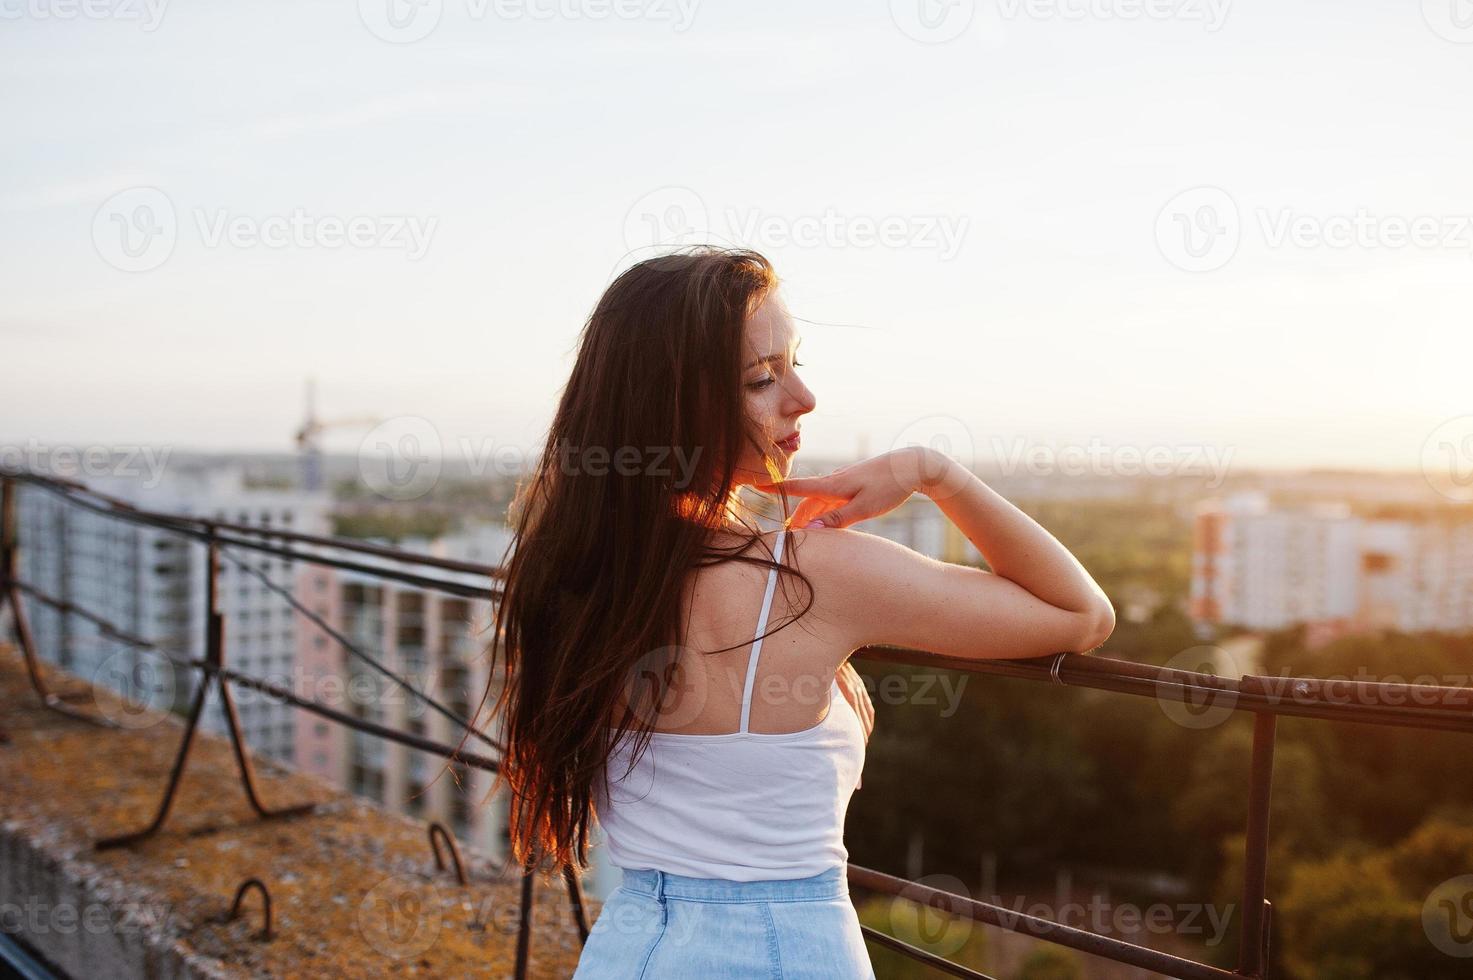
[{"x1": 0, "y1": 646, "x2": 590, "y2": 978}]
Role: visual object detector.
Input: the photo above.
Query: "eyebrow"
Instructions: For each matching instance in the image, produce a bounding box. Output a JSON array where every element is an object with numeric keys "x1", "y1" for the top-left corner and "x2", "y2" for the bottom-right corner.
[{"x1": 743, "y1": 339, "x2": 802, "y2": 371}]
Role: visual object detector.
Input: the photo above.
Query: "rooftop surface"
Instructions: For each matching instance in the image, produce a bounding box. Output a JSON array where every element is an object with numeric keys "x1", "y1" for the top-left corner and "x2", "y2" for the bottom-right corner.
[{"x1": 0, "y1": 644, "x2": 590, "y2": 978}]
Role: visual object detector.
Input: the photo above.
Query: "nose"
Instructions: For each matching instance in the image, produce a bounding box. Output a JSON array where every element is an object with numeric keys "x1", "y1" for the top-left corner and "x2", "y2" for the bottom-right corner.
[{"x1": 785, "y1": 373, "x2": 816, "y2": 417}]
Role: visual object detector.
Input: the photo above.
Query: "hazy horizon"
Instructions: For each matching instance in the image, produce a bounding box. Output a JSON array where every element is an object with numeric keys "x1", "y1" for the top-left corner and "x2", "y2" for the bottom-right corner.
[{"x1": 5, "y1": 1, "x2": 1472, "y2": 481}]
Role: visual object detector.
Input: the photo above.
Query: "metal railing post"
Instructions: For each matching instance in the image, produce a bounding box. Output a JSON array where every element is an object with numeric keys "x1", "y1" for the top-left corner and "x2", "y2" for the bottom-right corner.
[
  {"x1": 97, "y1": 526, "x2": 311, "y2": 849},
  {"x1": 4, "y1": 474, "x2": 53, "y2": 701},
  {"x1": 516, "y1": 861, "x2": 536, "y2": 980},
  {"x1": 209, "y1": 535, "x2": 313, "y2": 821},
  {"x1": 1, "y1": 475, "x2": 114, "y2": 726},
  {"x1": 1238, "y1": 711, "x2": 1277, "y2": 977}
]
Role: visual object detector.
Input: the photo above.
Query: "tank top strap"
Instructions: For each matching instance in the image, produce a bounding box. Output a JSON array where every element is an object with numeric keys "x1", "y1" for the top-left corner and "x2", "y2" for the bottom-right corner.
[{"x1": 738, "y1": 528, "x2": 787, "y2": 735}]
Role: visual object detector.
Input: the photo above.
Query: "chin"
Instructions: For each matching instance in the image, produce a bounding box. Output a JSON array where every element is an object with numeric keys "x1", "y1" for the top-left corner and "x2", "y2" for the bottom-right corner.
[{"x1": 735, "y1": 455, "x2": 790, "y2": 486}]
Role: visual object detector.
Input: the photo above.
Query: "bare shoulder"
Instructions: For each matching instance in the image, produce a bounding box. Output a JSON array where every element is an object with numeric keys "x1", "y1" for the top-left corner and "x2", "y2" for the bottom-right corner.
[
  {"x1": 780, "y1": 526, "x2": 943, "y2": 649},
  {"x1": 784, "y1": 524, "x2": 923, "y2": 580},
  {"x1": 785, "y1": 525, "x2": 1110, "y2": 663}
]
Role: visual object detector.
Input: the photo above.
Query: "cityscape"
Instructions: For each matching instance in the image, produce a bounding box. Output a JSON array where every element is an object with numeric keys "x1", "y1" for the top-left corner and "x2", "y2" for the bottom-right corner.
[
  {"x1": 6, "y1": 2, "x2": 1473, "y2": 976},
  {"x1": 7, "y1": 413, "x2": 1472, "y2": 977}
]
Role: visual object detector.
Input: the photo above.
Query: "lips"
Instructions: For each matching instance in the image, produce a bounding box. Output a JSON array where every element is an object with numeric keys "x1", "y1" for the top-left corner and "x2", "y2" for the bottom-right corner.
[{"x1": 777, "y1": 431, "x2": 801, "y2": 453}]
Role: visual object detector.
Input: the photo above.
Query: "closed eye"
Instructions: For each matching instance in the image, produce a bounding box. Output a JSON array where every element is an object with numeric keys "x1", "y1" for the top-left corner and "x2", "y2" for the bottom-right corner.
[{"x1": 745, "y1": 353, "x2": 803, "y2": 391}]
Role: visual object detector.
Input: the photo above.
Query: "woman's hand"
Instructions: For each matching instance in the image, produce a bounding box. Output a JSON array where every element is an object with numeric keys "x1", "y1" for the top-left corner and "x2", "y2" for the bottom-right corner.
[
  {"x1": 757, "y1": 446, "x2": 955, "y2": 529},
  {"x1": 835, "y1": 661, "x2": 874, "y2": 787}
]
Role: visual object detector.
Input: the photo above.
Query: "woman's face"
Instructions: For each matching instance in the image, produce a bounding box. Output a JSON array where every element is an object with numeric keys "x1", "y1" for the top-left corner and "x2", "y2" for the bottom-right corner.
[{"x1": 733, "y1": 288, "x2": 816, "y2": 486}]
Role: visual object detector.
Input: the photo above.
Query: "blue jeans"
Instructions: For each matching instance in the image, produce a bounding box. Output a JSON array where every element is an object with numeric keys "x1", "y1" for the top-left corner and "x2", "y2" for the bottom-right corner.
[{"x1": 571, "y1": 865, "x2": 876, "y2": 979}]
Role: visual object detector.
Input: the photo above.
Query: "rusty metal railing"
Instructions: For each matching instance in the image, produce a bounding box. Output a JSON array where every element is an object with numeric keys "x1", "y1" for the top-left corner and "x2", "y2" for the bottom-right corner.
[
  {"x1": 4, "y1": 466, "x2": 1472, "y2": 978},
  {"x1": 0, "y1": 470, "x2": 589, "y2": 977}
]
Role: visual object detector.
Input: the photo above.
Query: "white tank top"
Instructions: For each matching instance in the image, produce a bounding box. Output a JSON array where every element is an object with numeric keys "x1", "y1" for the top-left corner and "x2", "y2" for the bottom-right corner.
[{"x1": 593, "y1": 528, "x2": 867, "y2": 881}]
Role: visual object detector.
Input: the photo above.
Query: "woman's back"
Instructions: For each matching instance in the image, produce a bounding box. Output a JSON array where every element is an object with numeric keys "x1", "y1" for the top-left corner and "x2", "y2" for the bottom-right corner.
[
  {"x1": 595, "y1": 527, "x2": 867, "y2": 881},
  {"x1": 641, "y1": 526, "x2": 847, "y2": 736}
]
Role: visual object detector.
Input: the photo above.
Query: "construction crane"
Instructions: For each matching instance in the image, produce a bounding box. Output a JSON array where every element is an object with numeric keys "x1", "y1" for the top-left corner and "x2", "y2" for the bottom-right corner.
[{"x1": 294, "y1": 378, "x2": 382, "y2": 492}]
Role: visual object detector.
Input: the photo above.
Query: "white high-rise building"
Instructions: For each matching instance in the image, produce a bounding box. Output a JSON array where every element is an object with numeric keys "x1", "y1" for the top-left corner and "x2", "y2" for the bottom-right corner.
[
  {"x1": 1190, "y1": 492, "x2": 1473, "y2": 638},
  {"x1": 854, "y1": 495, "x2": 983, "y2": 565},
  {"x1": 10, "y1": 466, "x2": 633, "y2": 895},
  {"x1": 301, "y1": 524, "x2": 510, "y2": 855},
  {"x1": 296, "y1": 520, "x2": 623, "y2": 898},
  {"x1": 13, "y1": 464, "x2": 330, "y2": 764}
]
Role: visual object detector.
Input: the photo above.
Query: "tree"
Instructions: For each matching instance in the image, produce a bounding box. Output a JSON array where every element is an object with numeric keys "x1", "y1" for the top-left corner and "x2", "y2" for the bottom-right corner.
[
  {"x1": 1276, "y1": 815, "x2": 1473, "y2": 979},
  {"x1": 854, "y1": 891, "x2": 988, "y2": 979},
  {"x1": 1016, "y1": 945, "x2": 1083, "y2": 980}
]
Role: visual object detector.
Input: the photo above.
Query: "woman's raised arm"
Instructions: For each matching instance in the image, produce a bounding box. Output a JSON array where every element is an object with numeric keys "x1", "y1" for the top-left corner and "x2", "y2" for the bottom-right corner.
[{"x1": 781, "y1": 447, "x2": 1116, "y2": 661}]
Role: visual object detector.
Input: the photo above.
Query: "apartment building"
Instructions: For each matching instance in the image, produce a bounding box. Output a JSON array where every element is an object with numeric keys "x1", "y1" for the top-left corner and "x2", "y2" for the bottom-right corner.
[
  {"x1": 854, "y1": 494, "x2": 983, "y2": 565},
  {"x1": 9, "y1": 465, "x2": 638, "y2": 893},
  {"x1": 1190, "y1": 491, "x2": 1473, "y2": 639},
  {"x1": 297, "y1": 532, "x2": 507, "y2": 854},
  {"x1": 13, "y1": 464, "x2": 330, "y2": 764}
]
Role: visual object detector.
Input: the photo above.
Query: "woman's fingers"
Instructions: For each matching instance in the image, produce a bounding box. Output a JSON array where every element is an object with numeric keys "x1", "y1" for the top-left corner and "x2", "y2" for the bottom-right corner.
[
  {"x1": 813, "y1": 485, "x2": 887, "y2": 528},
  {"x1": 787, "y1": 488, "x2": 857, "y2": 527}
]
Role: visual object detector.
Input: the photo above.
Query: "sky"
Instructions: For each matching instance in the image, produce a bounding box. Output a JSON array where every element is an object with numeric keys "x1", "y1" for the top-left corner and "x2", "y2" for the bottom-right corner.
[{"x1": 4, "y1": 0, "x2": 1472, "y2": 479}]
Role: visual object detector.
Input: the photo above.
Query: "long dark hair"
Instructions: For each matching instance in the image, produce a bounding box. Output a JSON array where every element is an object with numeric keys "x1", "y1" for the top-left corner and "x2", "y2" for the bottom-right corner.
[{"x1": 476, "y1": 247, "x2": 815, "y2": 875}]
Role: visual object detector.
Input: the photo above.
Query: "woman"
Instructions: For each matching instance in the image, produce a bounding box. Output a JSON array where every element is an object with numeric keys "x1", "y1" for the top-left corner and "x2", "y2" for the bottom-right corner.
[{"x1": 483, "y1": 247, "x2": 1115, "y2": 978}]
